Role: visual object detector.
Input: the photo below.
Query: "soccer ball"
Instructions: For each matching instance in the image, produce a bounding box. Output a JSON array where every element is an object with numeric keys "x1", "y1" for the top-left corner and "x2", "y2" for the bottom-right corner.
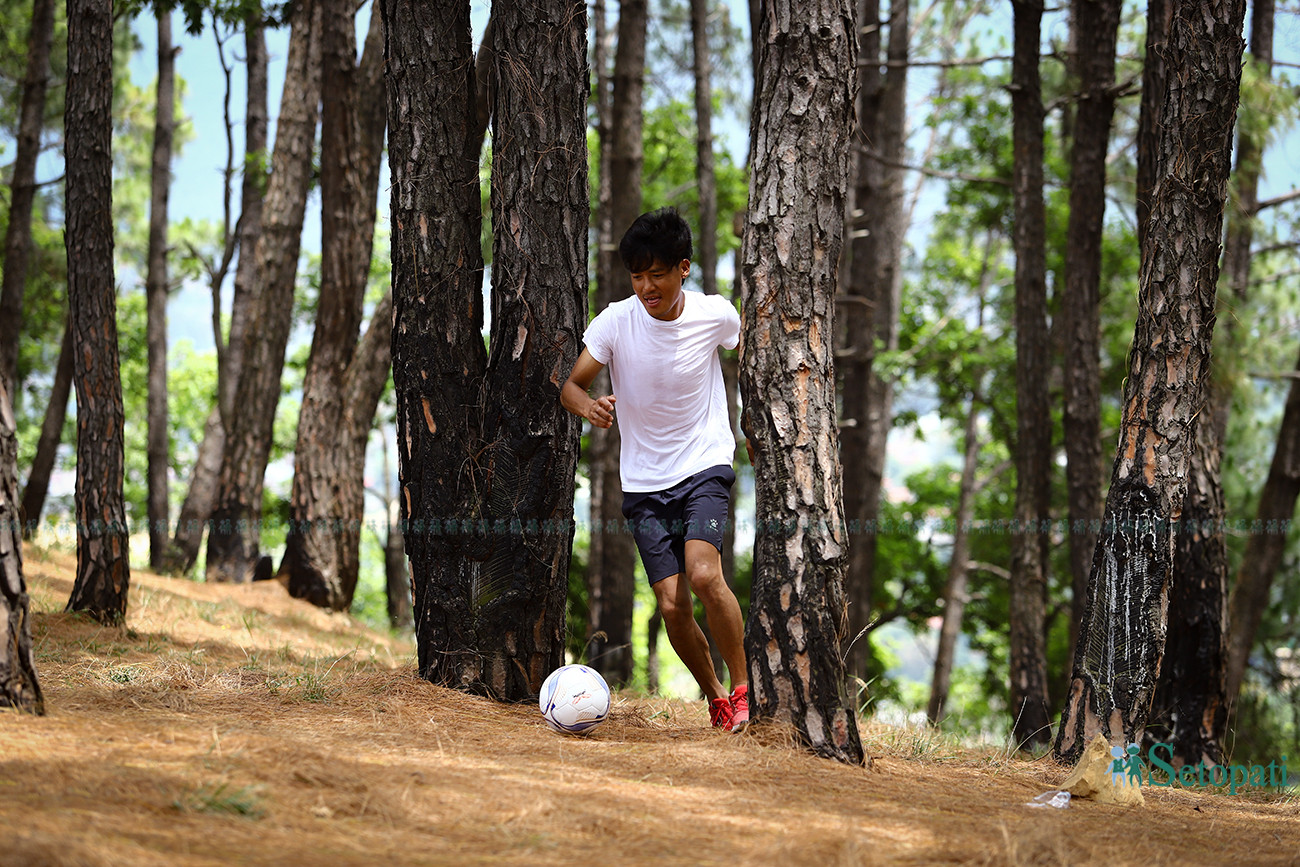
[{"x1": 539, "y1": 664, "x2": 611, "y2": 735}]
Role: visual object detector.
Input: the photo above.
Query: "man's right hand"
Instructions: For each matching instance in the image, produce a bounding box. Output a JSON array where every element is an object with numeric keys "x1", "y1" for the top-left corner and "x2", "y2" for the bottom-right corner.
[{"x1": 587, "y1": 394, "x2": 617, "y2": 429}]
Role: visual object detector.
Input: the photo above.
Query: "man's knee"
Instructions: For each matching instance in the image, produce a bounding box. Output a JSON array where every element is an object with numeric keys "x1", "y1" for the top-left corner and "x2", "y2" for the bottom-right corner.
[{"x1": 686, "y1": 556, "x2": 725, "y2": 599}]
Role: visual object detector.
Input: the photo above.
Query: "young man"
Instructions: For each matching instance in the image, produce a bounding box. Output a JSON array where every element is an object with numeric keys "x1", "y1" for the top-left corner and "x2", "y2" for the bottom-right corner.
[{"x1": 562, "y1": 208, "x2": 750, "y2": 732}]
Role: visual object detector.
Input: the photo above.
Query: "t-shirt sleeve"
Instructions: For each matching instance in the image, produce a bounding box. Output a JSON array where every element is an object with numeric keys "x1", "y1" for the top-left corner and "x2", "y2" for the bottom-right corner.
[
  {"x1": 583, "y1": 307, "x2": 615, "y2": 364},
  {"x1": 716, "y1": 295, "x2": 740, "y2": 350}
]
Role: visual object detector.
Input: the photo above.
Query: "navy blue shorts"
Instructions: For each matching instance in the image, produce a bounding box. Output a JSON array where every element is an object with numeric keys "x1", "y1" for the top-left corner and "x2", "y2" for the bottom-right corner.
[{"x1": 621, "y1": 465, "x2": 736, "y2": 585}]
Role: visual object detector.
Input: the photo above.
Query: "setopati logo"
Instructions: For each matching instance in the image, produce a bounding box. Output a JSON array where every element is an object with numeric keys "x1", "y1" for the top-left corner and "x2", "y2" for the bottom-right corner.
[{"x1": 1110, "y1": 742, "x2": 1291, "y2": 795}]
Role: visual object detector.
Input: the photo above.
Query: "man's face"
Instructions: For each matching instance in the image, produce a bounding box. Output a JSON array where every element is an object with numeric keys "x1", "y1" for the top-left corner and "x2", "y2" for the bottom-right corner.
[{"x1": 630, "y1": 258, "x2": 690, "y2": 321}]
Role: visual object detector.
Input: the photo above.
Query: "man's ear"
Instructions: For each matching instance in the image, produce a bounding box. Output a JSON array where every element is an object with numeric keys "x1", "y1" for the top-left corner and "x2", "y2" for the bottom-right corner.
[{"x1": 680, "y1": 259, "x2": 691, "y2": 279}]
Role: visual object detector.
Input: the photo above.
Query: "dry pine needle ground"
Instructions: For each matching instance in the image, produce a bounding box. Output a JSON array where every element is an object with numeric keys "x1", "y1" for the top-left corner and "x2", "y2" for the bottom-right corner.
[{"x1": 1, "y1": 547, "x2": 1296, "y2": 866}]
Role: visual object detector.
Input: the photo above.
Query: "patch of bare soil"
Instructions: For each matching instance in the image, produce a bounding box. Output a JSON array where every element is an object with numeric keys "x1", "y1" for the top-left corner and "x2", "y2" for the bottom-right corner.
[{"x1": 2, "y1": 548, "x2": 1296, "y2": 866}]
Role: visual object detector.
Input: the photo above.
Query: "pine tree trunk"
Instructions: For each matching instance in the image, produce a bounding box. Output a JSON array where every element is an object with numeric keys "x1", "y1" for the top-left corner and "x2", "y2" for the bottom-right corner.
[
  {"x1": 146, "y1": 10, "x2": 176, "y2": 571},
  {"x1": 65, "y1": 0, "x2": 130, "y2": 624},
  {"x1": 1225, "y1": 345, "x2": 1300, "y2": 706},
  {"x1": 1135, "y1": 0, "x2": 1170, "y2": 254},
  {"x1": 385, "y1": 497, "x2": 411, "y2": 629},
  {"x1": 841, "y1": 0, "x2": 907, "y2": 680},
  {"x1": 282, "y1": 0, "x2": 386, "y2": 609},
  {"x1": 586, "y1": 0, "x2": 645, "y2": 687},
  {"x1": 0, "y1": 0, "x2": 56, "y2": 396},
  {"x1": 1053, "y1": 0, "x2": 1247, "y2": 763},
  {"x1": 691, "y1": 0, "x2": 718, "y2": 300},
  {"x1": 740, "y1": 0, "x2": 863, "y2": 765},
  {"x1": 1, "y1": 379, "x2": 43, "y2": 713},
  {"x1": 385, "y1": 0, "x2": 488, "y2": 686},
  {"x1": 1008, "y1": 0, "x2": 1052, "y2": 749},
  {"x1": 927, "y1": 391, "x2": 981, "y2": 725},
  {"x1": 20, "y1": 319, "x2": 73, "y2": 534},
  {"x1": 1061, "y1": 0, "x2": 1120, "y2": 677},
  {"x1": 475, "y1": 0, "x2": 587, "y2": 698},
  {"x1": 168, "y1": 12, "x2": 268, "y2": 574},
  {"x1": 207, "y1": 0, "x2": 322, "y2": 583}
]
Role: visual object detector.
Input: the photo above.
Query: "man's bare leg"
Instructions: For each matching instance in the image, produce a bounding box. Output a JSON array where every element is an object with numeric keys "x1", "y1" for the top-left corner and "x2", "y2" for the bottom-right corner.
[
  {"x1": 652, "y1": 572, "x2": 727, "y2": 701},
  {"x1": 684, "y1": 539, "x2": 748, "y2": 691}
]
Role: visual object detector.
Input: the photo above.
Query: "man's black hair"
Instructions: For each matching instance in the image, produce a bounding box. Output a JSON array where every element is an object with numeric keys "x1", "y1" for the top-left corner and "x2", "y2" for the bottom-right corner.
[{"x1": 618, "y1": 207, "x2": 693, "y2": 273}]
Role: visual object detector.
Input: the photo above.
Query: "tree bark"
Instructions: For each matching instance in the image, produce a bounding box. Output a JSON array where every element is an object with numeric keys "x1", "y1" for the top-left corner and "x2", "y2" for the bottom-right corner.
[
  {"x1": 1225, "y1": 344, "x2": 1300, "y2": 707},
  {"x1": 1061, "y1": 0, "x2": 1120, "y2": 679},
  {"x1": 168, "y1": 10, "x2": 268, "y2": 574},
  {"x1": 207, "y1": 0, "x2": 322, "y2": 583},
  {"x1": 1, "y1": 378, "x2": 44, "y2": 713},
  {"x1": 691, "y1": 0, "x2": 718, "y2": 300},
  {"x1": 146, "y1": 9, "x2": 176, "y2": 571},
  {"x1": 841, "y1": 0, "x2": 908, "y2": 681},
  {"x1": 1053, "y1": 0, "x2": 1247, "y2": 764},
  {"x1": 0, "y1": 0, "x2": 56, "y2": 398},
  {"x1": 1135, "y1": 0, "x2": 1170, "y2": 255},
  {"x1": 384, "y1": 496, "x2": 411, "y2": 629},
  {"x1": 281, "y1": 0, "x2": 386, "y2": 609},
  {"x1": 20, "y1": 318, "x2": 73, "y2": 534},
  {"x1": 385, "y1": 0, "x2": 488, "y2": 689},
  {"x1": 475, "y1": 0, "x2": 587, "y2": 697},
  {"x1": 585, "y1": 0, "x2": 646, "y2": 687},
  {"x1": 65, "y1": 0, "x2": 130, "y2": 624},
  {"x1": 1008, "y1": 0, "x2": 1052, "y2": 749},
  {"x1": 740, "y1": 0, "x2": 864, "y2": 765}
]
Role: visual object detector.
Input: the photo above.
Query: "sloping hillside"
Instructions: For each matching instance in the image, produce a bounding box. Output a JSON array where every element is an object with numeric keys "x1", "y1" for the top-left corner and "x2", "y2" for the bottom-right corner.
[{"x1": 2, "y1": 548, "x2": 1296, "y2": 866}]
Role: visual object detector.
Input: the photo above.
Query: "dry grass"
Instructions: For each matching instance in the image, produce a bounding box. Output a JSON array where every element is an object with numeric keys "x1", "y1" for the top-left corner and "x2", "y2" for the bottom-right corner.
[{"x1": 2, "y1": 547, "x2": 1297, "y2": 866}]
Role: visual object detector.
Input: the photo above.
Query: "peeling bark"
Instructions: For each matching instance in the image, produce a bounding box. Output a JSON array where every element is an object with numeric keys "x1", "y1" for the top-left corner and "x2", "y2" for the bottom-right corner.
[
  {"x1": 1053, "y1": 0, "x2": 1247, "y2": 763},
  {"x1": 740, "y1": 0, "x2": 864, "y2": 765},
  {"x1": 1, "y1": 378, "x2": 44, "y2": 713}
]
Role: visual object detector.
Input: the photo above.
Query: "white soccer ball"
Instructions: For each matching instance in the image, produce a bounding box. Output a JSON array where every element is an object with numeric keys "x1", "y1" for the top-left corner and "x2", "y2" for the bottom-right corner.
[{"x1": 539, "y1": 664, "x2": 611, "y2": 735}]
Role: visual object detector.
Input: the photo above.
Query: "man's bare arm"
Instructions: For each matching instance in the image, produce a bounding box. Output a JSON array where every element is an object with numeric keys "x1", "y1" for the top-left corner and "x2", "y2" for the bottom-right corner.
[{"x1": 562, "y1": 348, "x2": 617, "y2": 429}]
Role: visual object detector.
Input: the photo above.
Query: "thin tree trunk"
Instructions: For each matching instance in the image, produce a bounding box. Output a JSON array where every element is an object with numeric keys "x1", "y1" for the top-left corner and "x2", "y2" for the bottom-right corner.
[
  {"x1": 0, "y1": 0, "x2": 56, "y2": 398},
  {"x1": 691, "y1": 0, "x2": 718, "y2": 299},
  {"x1": 282, "y1": 0, "x2": 385, "y2": 609},
  {"x1": 20, "y1": 319, "x2": 73, "y2": 534},
  {"x1": 1061, "y1": 0, "x2": 1120, "y2": 678},
  {"x1": 207, "y1": 0, "x2": 322, "y2": 583},
  {"x1": 927, "y1": 397, "x2": 981, "y2": 725},
  {"x1": 1008, "y1": 0, "x2": 1052, "y2": 749},
  {"x1": 146, "y1": 9, "x2": 176, "y2": 571},
  {"x1": 1, "y1": 379, "x2": 44, "y2": 713},
  {"x1": 168, "y1": 11, "x2": 268, "y2": 574},
  {"x1": 1053, "y1": 0, "x2": 1247, "y2": 763},
  {"x1": 65, "y1": 0, "x2": 130, "y2": 624},
  {"x1": 1136, "y1": 0, "x2": 1170, "y2": 255},
  {"x1": 842, "y1": 0, "x2": 908, "y2": 681},
  {"x1": 586, "y1": 0, "x2": 646, "y2": 687},
  {"x1": 740, "y1": 0, "x2": 864, "y2": 765},
  {"x1": 1225, "y1": 345, "x2": 1300, "y2": 706}
]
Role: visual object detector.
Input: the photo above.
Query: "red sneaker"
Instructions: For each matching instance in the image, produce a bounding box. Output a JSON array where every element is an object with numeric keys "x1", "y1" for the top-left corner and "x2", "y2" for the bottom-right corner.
[
  {"x1": 709, "y1": 696, "x2": 735, "y2": 730},
  {"x1": 728, "y1": 684, "x2": 750, "y2": 732}
]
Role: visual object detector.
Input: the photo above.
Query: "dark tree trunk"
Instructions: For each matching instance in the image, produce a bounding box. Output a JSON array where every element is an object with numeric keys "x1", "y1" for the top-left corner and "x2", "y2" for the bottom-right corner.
[
  {"x1": 585, "y1": 0, "x2": 646, "y2": 687},
  {"x1": 1225, "y1": 345, "x2": 1300, "y2": 707},
  {"x1": 476, "y1": 0, "x2": 587, "y2": 697},
  {"x1": 1, "y1": 379, "x2": 44, "y2": 713},
  {"x1": 1053, "y1": 0, "x2": 1247, "y2": 764},
  {"x1": 282, "y1": 0, "x2": 386, "y2": 609},
  {"x1": 0, "y1": 0, "x2": 56, "y2": 396},
  {"x1": 1008, "y1": 0, "x2": 1052, "y2": 749},
  {"x1": 65, "y1": 0, "x2": 130, "y2": 624},
  {"x1": 740, "y1": 0, "x2": 864, "y2": 765},
  {"x1": 1146, "y1": 411, "x2": 1228, "y2": 767},
  {"x1": 146, "y1": 9, "x2": 176, "y2": 571},
  {"x1": 1151, "y1": 0, "x2": 1272, "y2": 767},
  {"x1": 385, "y1": 496, "x2": 411, "y2": 629},
  {"x1": 691, "y1": 0, "x2": 718, "y2": 300},
  {"x1": 1135, "y1": 0, "x2": 1171, "y2": 255},
  {"x1": 1061, "y1": 0, "x2": 1120, "y2": 678},
  {"x1": 20, "y1": 318, "x2": 73, "y2": 534},
  {"x1": 927, "y1": 398, "x2": 981, "y2": 726},
  {"x1": 841, "y1": 0, "x2": 908, "y2": 681},
  {"x1": 385, "y1": 0, "x2": 488, "y2": 688},
  {"x1": 207, "y1": 0, "x2": 322, "y2": 583},
  {"x1": 168, "y1": 11, "x2": 268, "y2": 574}
]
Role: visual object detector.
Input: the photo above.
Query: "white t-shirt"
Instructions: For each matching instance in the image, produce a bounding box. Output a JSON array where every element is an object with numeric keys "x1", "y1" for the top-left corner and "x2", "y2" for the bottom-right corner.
[{"x1": 584, "y1": 291, "x2": 740, "y2": 492}]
